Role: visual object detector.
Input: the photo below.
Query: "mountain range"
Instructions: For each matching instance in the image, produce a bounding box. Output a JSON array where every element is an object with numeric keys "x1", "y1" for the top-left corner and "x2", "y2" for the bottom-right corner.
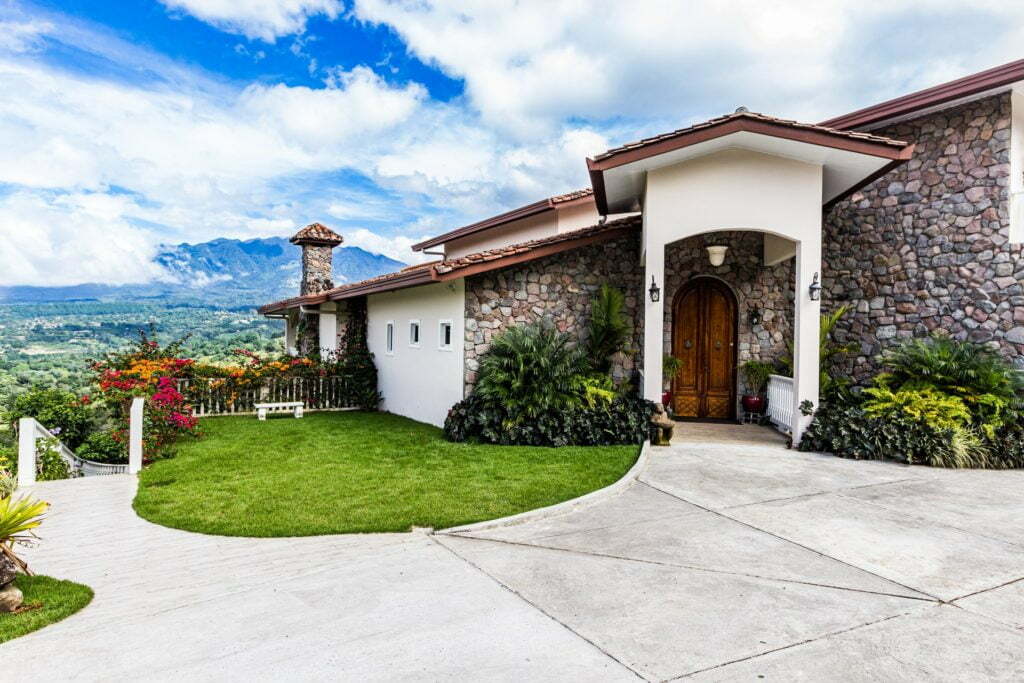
[{"x1": 0, "y1": 237, "x2": 406, "y2": 307}]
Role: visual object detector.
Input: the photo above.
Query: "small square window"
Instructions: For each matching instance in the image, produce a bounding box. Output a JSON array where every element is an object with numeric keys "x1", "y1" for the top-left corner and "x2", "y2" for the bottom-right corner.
[
  {"x1": 385, "y1": 321, "x2": 394, "y2": 354},
  {"x1": 409, "y1": 320, "x2": 421, "y2": 347},
  {"x1": 439, "y1": 320, "x2": 453, "y2": 350}
]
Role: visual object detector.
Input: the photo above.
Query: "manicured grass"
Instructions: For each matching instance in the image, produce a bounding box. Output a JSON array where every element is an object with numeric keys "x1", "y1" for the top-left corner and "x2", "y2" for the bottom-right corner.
[
  {"x1": 0, "y1": 575, "x2": 93, "y2": 644},
  {"x1": 134, "y1": 411, "x2": 639, "y2": 536}
]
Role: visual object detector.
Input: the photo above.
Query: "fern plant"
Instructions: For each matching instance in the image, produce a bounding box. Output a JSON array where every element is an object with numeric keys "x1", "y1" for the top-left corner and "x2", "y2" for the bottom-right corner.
[
  {"x1": 587, "y1": 285, "x2": 630, "y2": 375},
  {"x1": 476, "y1": 320, "x2": 591, "y2": 424}
]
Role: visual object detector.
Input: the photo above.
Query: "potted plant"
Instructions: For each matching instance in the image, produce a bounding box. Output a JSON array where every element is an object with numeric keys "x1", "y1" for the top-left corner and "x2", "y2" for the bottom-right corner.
[
  {"x1": 662, "y1": 354, "x2": 684, "y2": 407},
  {"x1": 740, "y1": 360, "x2": 774, "y2": 414}
]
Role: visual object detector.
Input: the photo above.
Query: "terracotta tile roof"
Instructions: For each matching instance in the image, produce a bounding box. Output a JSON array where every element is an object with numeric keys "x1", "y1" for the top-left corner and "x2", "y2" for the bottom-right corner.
[
  {"x1": 260, "y1": 215, "x2": 639, "y2": 314},
  {"x1": 434, "y1": 214, "x2": 640, "y2": 276},
  {"x1": 591, "y1": 110, "x2": 909, "y2": 164},
  {"x1": 290, "y1": 222, "x2": 343, "y2": 246},
  {"x1": 411, "y1": 187, "x2": 595, "y2": 252}
]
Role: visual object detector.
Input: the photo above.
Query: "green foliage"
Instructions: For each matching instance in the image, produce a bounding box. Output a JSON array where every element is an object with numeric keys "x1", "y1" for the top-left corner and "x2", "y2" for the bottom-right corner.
[
  {"x1": 587, "y1": 285, "x2": 630, "y2": 374},
  {"x1": 740, "y1": 360, "x2": 774, "y2": 395},
  {"x1": 335, "y1": 298, "x2": 381, "y2": 410},
  {"x1": 0, "y1": 493, "x2": 48, "y2": 573},
  {"x1": 876, "y1": 335, "x2": 1024, "y2": 436},
  {"x1": 76, "y1": 430, "x2": 126, "y2": 464},
  {"x1": 476, "y1": 321, "x2": 591, "y2": 423},
  {"x1": 862, "y1": 385, "x2": 972, "y2": 433},
  {"x1": 444, "y1": 393, "x2": 656, "y2": 447},
  {"x1": 582, "y1": 375, "x2": 616, "y2": 408},
  {"x1": 781, "y1": 305, "x2": 858, "y2": 399},
  {"x1": 662, "y1": 354, "x2": 685, "y2": 386},
  {"x1": 6, "y1": 387, "x2": 93, "y2": 449},
  {"x1": 35, "y1": 438, "x2": 71, "y2": 481}
]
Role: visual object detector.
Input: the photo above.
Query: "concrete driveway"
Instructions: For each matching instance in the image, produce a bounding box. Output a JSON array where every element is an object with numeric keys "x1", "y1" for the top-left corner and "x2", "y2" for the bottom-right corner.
[{"x1": 5, "y1": 424, "x2": 1024, "y2": 680}]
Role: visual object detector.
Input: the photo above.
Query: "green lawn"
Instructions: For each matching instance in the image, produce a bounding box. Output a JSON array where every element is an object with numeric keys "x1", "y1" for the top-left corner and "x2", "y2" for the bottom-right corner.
[
  {"x1": 134, "y1": 411, "x2": 639, "y2": 537},
  {"x1": 0, "y1": 575, "x2": 93, "y2": 644}
]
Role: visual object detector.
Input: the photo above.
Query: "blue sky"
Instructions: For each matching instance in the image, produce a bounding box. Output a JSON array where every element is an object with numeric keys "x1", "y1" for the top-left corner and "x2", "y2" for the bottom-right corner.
[{"x1": 2, "y1": 0, "x2": 1024, "y2": 286}]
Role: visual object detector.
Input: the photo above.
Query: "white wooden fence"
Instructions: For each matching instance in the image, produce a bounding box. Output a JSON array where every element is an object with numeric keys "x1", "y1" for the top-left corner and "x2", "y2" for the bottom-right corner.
[
  {"x1": 16, "y1": 397, "x2": 143, "y2": 487},
  {"x1": 175, "y1": 376, "x2": 356, "y2": 417},
  {"x1": 767, "y1": 374, "x2": 794, "y2": 434}
]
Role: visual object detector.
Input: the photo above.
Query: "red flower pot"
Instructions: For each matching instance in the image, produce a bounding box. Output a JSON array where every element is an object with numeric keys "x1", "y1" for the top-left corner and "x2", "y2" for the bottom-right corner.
[
  {"x1": 661, "y1": 391, "x2": 673, "y2": 408},
  {"x1": 741, "y1": 395, "x2": 765, "y2": 414}
]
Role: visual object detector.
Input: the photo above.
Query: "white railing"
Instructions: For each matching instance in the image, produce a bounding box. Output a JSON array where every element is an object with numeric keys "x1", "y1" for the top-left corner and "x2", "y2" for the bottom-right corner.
[
  {"x1": 176, "y1": 376, "x2": 357, "y2": 417},
  {"x1": 17, "y1": 397, "x2": 143, "y2": 487},
  {"x1": 767, "y1": 374, "x2": 794, "y2": 434}
]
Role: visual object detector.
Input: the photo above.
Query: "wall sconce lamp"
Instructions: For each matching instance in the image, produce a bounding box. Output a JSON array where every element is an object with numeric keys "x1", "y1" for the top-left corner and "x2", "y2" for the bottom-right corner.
[
  {"x1": 808, "y1": 272, "x2": 822, "y2": 301},
  {"x1": 706, "y1": 245, "x2": 729, "y2": 267},
  {"x1": 649, "y1": 276, "x2": 661, "y2": 303},
  {"x1": 748, "y1": 308, "x2": 762, "y2": 326}
]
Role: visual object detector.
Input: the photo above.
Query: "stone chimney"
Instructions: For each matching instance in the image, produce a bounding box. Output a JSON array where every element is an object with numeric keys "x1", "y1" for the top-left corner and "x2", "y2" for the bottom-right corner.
[{"x1": 290, "y1": 222, "x2": 343, "y2": 295}]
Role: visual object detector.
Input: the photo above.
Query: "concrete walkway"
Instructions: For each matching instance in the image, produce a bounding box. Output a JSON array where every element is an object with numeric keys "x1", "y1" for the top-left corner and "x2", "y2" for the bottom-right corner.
[{"x1": 5, "y1": 424, "x2": 1024, "y2": 680}]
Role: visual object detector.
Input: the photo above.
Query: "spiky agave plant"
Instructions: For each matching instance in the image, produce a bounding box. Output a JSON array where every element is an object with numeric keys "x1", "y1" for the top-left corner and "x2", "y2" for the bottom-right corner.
[
  {"x1": 476, "y1": 320, "x2": 590, "y2": 423},
  {"x1": 0, "y1": 494, "x2": 48, "y2": 575}
]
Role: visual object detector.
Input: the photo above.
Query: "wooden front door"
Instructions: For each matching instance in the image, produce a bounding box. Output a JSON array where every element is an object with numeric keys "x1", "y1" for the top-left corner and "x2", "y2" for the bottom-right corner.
[{"x1": 671, "y1": 278, "x2": 737, "y2": 419}]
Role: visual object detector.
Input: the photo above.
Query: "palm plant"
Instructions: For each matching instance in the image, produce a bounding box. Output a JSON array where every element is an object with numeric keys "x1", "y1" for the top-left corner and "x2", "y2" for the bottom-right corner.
[
  {"x1": 587, "y1": 285, "x2": 630, "y2": 375},
  {"x1": 780, "y1": 304, "x2": 858, "y2": 398},
  {"x1": 0, "y1": 494, "x2": 48, "y2": 574},
  {"x1": 476, "y1": 320, "x2": 591, "y2": 423}
]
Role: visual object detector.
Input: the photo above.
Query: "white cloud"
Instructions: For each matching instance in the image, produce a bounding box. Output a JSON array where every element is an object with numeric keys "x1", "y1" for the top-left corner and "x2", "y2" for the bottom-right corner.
[
  {"x1": 343, "y1": 228, "x2": 432, "y2": 264},
  {"x1": 159, "y1": 0, "x2": 342, "y2": 42}
]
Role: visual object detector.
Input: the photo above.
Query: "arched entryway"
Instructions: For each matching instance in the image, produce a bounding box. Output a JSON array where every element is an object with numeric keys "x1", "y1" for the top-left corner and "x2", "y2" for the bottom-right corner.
[{"x1": 671, "y1": 277, "x2": 737, "y2": 419}]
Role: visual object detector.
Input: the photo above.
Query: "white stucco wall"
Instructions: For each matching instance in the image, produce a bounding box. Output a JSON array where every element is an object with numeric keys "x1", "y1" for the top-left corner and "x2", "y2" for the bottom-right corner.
[
  {"x1": 367, "y1": 280, "x2": 465, "y2": 427},
  {"x1": 641, "y1": 147, "x2": 823, "y2": 442}
]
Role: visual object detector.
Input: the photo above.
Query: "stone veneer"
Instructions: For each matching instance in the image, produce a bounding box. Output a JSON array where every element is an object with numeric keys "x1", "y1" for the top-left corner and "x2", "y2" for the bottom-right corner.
[
  {"x1": 463, "y1": 234, "x2": 644, "y2": 392},
  {"x1": 824, "y1": 93, "x2": 1024, "y2": 383},
  {"x1": 662, "y1": 231, "x2": 794, "y2": 397}
]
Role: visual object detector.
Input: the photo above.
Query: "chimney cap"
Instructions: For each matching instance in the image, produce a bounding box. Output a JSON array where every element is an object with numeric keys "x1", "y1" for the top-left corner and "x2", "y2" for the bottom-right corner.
[{"x1": 290, "y1": 222, "x2": 343, "y2": 247}]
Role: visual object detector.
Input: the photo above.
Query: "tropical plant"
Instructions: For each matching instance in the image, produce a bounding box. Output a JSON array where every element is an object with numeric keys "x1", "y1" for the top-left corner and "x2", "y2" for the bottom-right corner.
[
  {"x1": 35, "y1": 438, "x2": 71, "y2": 481},
  {"x1": 875, "y1": 335, "x2": 1024, "y2": 436},
  {"x1": 0, "y1": 494, "x2": 48, "y2": 574},
  {"x1": 475, "y1": 321, "x2": 591, "y2": 423},
  {"x1": 587, "y1": 285, "x2": 630, "y2": 374},
  {"x1": 662, "y1": 355, "x2": 684, "y2": 387},
  {"x1": 0, "y1": 470, "x2": 14, "y2": 500},
  {"x1": 741, "y1": 360, "x2": 775, "y2": 395},
  {"x1": 76, "y1": 430, "x2": 126, "y2": 465},
  {"x1": 862, "y1": 385, "x2": 973, "y2": 433},
  {"x1": 780, "y1": 305, "x2": 858, "y2": 399},
  {"x1": 582, "y1": 375, "x2": 616, "y2": 408}
]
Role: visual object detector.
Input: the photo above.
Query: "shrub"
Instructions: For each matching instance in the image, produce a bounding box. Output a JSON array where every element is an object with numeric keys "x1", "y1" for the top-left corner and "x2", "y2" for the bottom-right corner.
[
  {"x1": 587, "y1": 285, "x2": 630, "y2": 374},
  {"x1": 476, "y1": 321, "x2": 590, "y2": 424},
  {"x1": 35, "y1": 438, "x2": 71, "y2": 481},
  {"x1": 444, "y1": 393, "x2": 655, "y2": 447},
  {"x1": 781, "y1": 305, "x2": 858, "y2": 400},
  {"x1": 76, "y1": 430, "x2": 126, "y2": 464},
  {"x1": 0, "y1": 494, "x2": 48, "y2": 574},
  {"x1": 0, "y1": 471, "x2": 13, "y2": 500},
  {"x1": 862, "y1": 385, "x2": 972, "y2": 433},
  {"x1": 5, "y1": 387, "x2": 93, "y2": 449},
  {"x1": 799, "y1": 400, "x2": 994, "y2": 469},
  {"x1": 876, "y1": 335, "x2": 1024, "y2": 436}
]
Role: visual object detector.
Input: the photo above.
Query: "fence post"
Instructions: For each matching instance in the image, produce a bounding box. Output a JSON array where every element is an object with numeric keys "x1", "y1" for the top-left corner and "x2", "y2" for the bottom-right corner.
[
  {"x1": 129, "y1": 396, "x2": 144, "y2": 474},
  {"x1": 17, "y1": 418, "x2": 36, "y2": 488}
]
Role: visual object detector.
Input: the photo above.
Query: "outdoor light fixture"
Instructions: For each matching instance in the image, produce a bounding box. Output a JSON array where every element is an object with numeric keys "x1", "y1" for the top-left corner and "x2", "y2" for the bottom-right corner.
[
  {"x1": 706, "y1": 245, "x2": 729, "y2": 267},
  {"x1": 748, "y1": 308, "x2": 762, "y2": 326},
  {"x1": 649, "y1": 276, "x2": 661, "y2": 302},
  {"x1": 808, "y1": 272, "x2": 822, "y2": 301}
]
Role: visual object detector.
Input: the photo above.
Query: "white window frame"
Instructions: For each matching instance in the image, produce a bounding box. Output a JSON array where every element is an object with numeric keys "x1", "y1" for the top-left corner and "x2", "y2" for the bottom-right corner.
[
  {"x1": 409, "y1": 319, "x2": 421, "y2": 348},
  {"x1": 385, "y1": 321, "x2": 395, "y2": 355},
  {"x1": 438, "y1": 319, "x2": 454, "y2": 351}
]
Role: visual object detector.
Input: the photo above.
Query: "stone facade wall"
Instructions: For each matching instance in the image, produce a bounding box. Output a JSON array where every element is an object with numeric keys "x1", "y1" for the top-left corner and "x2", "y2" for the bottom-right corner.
[
  {"x1": 463, "y1": 234, "x2": 644, "y2": 392},
  {"x1": 824, "y1": 93, "x2": 1024, "y2": 383},
  {"x1": 663, "y1": 231, "x2": 794, "y2": 396}
]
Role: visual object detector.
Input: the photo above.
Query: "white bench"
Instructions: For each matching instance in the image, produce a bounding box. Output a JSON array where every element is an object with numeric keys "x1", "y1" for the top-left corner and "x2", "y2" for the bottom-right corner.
[{"x1": 254, "y1": 401, "x2": 304, "y2": 420}]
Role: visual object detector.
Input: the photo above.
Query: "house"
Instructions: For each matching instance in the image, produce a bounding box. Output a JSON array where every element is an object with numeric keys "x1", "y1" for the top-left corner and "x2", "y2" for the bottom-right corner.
[{"x1": 259, "y1": 58, "x2": 1024, "y2": 442}]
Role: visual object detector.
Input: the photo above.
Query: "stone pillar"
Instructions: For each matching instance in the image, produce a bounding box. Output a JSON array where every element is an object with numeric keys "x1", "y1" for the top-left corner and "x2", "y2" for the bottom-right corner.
[
  {"x1": 792, "y1": 234, "x2": 822, "y2": 444},
  {"x1": 289, "y1": 223, "x2": 343, "y2": 355}
]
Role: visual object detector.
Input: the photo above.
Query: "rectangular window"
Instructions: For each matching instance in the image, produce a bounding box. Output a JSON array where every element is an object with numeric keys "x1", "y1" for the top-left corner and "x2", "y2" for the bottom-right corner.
[
  {"x1": 439, "y1": 320, "x2": 453, "y2": 350},
  {"x1": 409, "y1": 320, "x2": 420, "y2": 347},
  {"x1": 385, "y1": 321, "x2": 394, "y2": 354}
]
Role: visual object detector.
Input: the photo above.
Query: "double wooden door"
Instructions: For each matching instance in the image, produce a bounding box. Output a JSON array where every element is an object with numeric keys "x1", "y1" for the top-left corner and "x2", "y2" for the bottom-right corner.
[{"x1": 671, "y1": 278, "x2": 737, "y2": 419}]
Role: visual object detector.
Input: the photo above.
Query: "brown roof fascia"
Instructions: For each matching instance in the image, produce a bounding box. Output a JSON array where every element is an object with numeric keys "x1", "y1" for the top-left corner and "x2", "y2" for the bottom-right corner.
[
  {"x1": 411, "y1": 198, "x2": 553, "y2": 252},
  {"x1": 257, "y1": 292, "x2": 328, "y2": 315},
  {"x1": 588, "y1": 116, "x2": 910, "y2": 173},
  {"x1": 325, "y1": 267, "x2": 437, "y2": 300},
  {"x1": 588, "y1": 165, "x2": 611, "y2": 216},
  {"x1": 820, "y1": 58, "x2": 1024, "y2": 131}
]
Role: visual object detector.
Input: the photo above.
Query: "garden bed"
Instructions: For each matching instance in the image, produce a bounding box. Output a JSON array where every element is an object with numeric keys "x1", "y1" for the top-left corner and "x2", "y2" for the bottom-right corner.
[
  {"x1": 133, "y1": 412, "x2": 640, "y2": 536},
  {"x1": 0, "y1": 575, "x2": 93, "y2": 644}
]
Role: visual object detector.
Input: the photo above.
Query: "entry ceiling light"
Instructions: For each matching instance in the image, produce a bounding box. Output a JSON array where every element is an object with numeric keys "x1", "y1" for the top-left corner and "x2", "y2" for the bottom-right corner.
[{"x1": 706, "y1": 245, "x2": 729, "y2": 267}]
